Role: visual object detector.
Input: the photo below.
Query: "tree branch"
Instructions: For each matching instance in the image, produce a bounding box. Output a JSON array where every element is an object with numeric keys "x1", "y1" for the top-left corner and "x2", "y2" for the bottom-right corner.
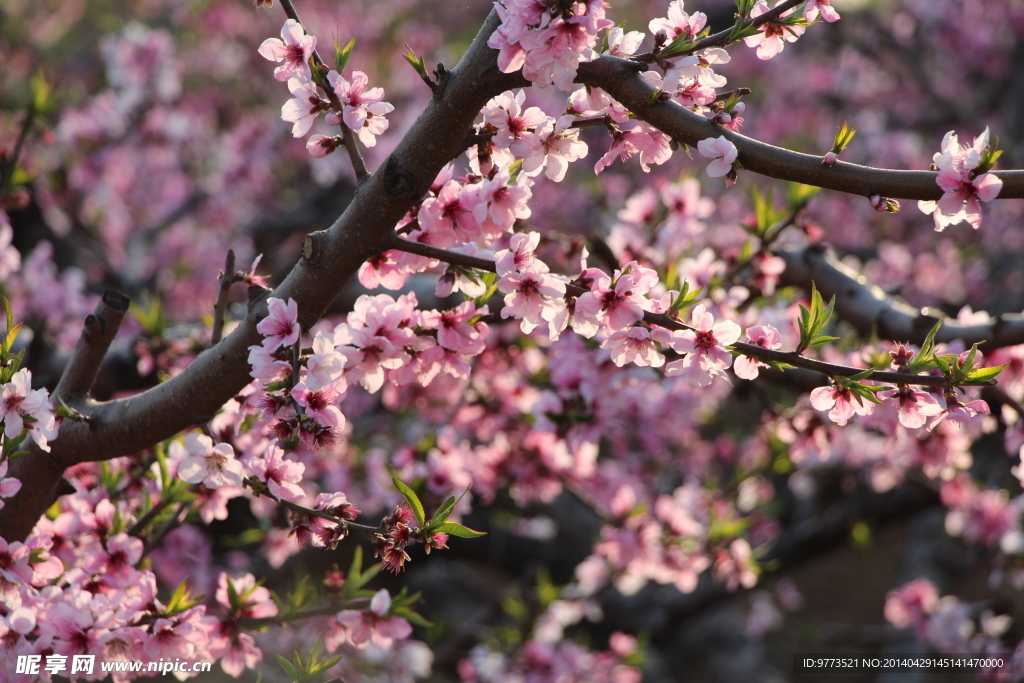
[
  {"x1": 211, "y1": 249, "x2": 237, "y2": 347},
  {"x1": 575, "y1": 57, "x2": 1024, "y2": 201},
  {"x1": 278, "y1": 0, "x2": 369, "y2": 180},
  {"x1": 0, "y1": 8, "x2": 525, "y2": 542},
  {"x1": 53, "y1": 291, "x2": 130, "y2": 402},
  {"x1": 386, "y1": 235, "x2": 954, "y2": 388},
  {"x1": 777, "y1": 245, "x2": 1024, "y2": 350},
  {"x1": 631, "y1": 0, "x2": 805, "y2": 63}
]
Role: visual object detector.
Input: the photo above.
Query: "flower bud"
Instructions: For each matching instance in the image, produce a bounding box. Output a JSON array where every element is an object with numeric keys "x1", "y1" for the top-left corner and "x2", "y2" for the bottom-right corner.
[
  {"x1": 732, "y1": 102, "x2": 746, "y2": 115},
  {"x1": 822, "y1": 151, "x2": 838, "y2": 166}
]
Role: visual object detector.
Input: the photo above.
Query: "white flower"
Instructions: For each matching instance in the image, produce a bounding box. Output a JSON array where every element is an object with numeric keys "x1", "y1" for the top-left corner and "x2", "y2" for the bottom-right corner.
[
  {"x1": 177, "y1": 433, "x2": 244, "y2": 489},
  {"x1": 697, "y1": 136, "x2": 738, "y2": 177}
]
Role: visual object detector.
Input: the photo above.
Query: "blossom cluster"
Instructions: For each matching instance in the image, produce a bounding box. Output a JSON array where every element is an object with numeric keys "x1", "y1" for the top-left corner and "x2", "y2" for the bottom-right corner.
[
  {"x1": 885, "y1": 579, "x2": 1015, "y2": 667},
  {"x1": 0, "y1": 369, "x2": 58, "y2": 452},
  {"x1": 918, "y1": 128, "x2": 1003, "y2": 231},
  {"x1": 488, "y1": 0, "x2": 613, "y2": 91},
  {"x1": 260, "y1": 19, "x2": 393, "y2": 152}
]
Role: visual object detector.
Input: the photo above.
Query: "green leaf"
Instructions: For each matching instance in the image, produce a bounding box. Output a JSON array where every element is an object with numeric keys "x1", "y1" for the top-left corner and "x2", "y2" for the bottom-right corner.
[
  {"x1": 796, "y1": 283, "x2": 836, "y2": 354},
  {"x1": 4, "y1": 298, "x2": 13, "y2": 336},
  {"x1": 390, "y1": 474, "x2": 425, "y2": 527},
  {"x1": 335, "y1": 37, "x2": 357, "y2": 74},
  {"x1": 401, "y1": 43, "x2": 428, "y2": 79},
  {"x1": 786, "y1": 182, "x2": 821, "y2": 207},
  {"x1": 430, "y1": 496, "x2": 457, "y2": 525},
  {"x1": 276, "y1": 655, "x2": 298, "y2": 681},
  {"x1": 832, "y1": 121, "x2": 857, "y2": 153},
  {"x1": 435, "y1": 522, "x2": 486, "y2": 538},
  {"x1": 3, "y1": 322, "x2": 21, "y2": 354},
  {"x1": 962, "y1": 363, "x2": 1008, "y2": 385},
  {"x1": 392, "y1": 606, "x2": 433, "y2": 628}
]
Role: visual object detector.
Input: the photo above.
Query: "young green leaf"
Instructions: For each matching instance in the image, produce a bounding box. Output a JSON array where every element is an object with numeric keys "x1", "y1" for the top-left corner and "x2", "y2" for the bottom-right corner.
[
  {"x1": 961, "y1": 363, "x2": 1008, "y2": 385},
  {"x1": 391, "y1": 475, "x2": 425, "y2": 527},
  {"x1": 435, "y1": 521, "x2": 486, "y2": 538},
  {"x1": 796, "y1": 283, "x2": 836, "y2": 354},
  {"x1": 401, "y1": 43, "x2": 429, "y2": 79},
  {"x1": 831, "y1": 121, "x2": 857, "y2": 154},
  {"x1": 335, "y1": 37, "x2": 357, "y2": 74}
]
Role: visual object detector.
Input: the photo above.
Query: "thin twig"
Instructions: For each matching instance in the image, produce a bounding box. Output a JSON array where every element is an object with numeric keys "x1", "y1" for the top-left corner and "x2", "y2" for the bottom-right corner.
[
  {"x1": 386, "y1": 235, "x2": 961, "y2": 389},
  {"x1": 278, "y1": 0, "x2": 369, "y2": 180},
  {"x1": 237, "y1": 599, "x2": 371, "y2": 629},
  {"x1": 141, "y1": 500, "x2": 191, "y2": 558},
  {"x1": 631, "y1": 0, "x2": 806, "y2": 63},
  {"x1": 211, "y1": 249, "x2": 237, "y2": 346}
]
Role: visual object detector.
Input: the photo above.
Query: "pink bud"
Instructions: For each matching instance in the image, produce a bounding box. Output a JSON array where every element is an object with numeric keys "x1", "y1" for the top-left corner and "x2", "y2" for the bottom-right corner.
[
  {"x1": 715, "y1": 113, "x2": 732, "y2": 125},
  {"x1": 732, "y1": 102, "x2": 746, "y2": 115},
  {"x1": 822, "y1": 151, "x2": 838, "y2": 166},
  {"x1": 325, "y1": 111, "x2": 341, "y2": 126}
]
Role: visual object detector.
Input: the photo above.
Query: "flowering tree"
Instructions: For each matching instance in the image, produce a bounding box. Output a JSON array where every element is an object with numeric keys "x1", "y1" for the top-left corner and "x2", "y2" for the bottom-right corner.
[{"x1": 3, "y1": 0, "x2": 1024, "y2": 680}]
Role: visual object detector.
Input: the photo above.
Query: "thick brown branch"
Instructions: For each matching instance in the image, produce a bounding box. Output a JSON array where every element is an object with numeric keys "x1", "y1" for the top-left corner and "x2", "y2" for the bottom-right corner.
[
  {"x1": 0, "y1": 9, "x2": 523, "y2": 542},
  {"x1": 53, "y1": 291, "x2": 130, "y2": 401},
  {"x1": 575, "y1": 57, "x2": 1024, "y2": 201},
  {"x1": 777, "y1": 245, "x2": 1024, "y2": 350}
]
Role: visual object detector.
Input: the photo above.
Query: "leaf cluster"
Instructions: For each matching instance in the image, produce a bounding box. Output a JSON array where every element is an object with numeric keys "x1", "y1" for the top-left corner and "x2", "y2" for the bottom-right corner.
[{"x1": 796, "y1": 283, "x2": 837, "y2": 353}]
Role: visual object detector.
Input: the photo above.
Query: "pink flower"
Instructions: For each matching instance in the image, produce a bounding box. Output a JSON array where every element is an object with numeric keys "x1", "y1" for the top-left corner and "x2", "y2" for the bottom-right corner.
[
  {"x1": 247, "y1": 343, "x2": 291, "y2": 384},
  {"x1": 483, "y1": 90, "x2": 549, "y2": 149},
  {"x1": 697, "y1": 136, "x2": 738, "y2": 177},
  {"x1": 928, "y1": 397, "x2": 989, "y2": 431},
  {"x1": 514, "y1": 115, "x2": 589, "y2": 182},
  {"x1": 880, "y1": 388, "x2": 943, "y2": 429},
  {"x1": 885, "y1": 579, "x2": 938, "y2": 638},
  {"x1": 733, "y1": 325, "x2": 782, "y2": 380},
  {"x1": 215, "y1": 572, "x2": 278, "y2": 618},
  {"x1": 176, "y1": 433, "x2": 244, "y2": 489},
  {"x1": 0, "y1": 368, "x2": 58, "y2": 452},
  {"x1": 340, "y1": 328, "x2": 411, "y2": 393},
  {"x1": 498, "y1": 269, "x2": 567, "y2": 335},
  {"x1": 665, "y1": 305, "x2": 741, "y2": 387},
  {"x1": 648, "y1": 0, "x2": 707, "y2": 42},
  {"x1": 595, "y1": 124, "x2": 672, "y2": 174},
  {"x1": 306, "y1": 134, "x2": 342, "y2": 158},
  {"x1": 250, "y1": 442, "x2": 306, "y2": 502},
  {"x1": 335, "y1": 589, "x2": 413, "y2": 648},
  {"x1": 808, "y1": 383, "x2": 873, "y2": 425},
  {"x1": 433, "y1": 301, "x2": 486, "y2": 352},
  {"x1": 804, "y1": 0, "x2": 840, "y2": 23},
  {"x1": 472, "y1": 167, "x2": 533, "y2": 235},
  {"x1": 918, "y1": 128, "x2": 1002, "y2": 230},
  {"x1": 601, "y1": 327, "x2": 671, "y2": 367},
  {"x1": 495, "y1": 231, "x2": 546, "y2": 277},
  {"x1": 604, "y1": 27, "x2": 644, "y2": 59},
  {"x1": 328, "y1": 70, "x2": 394, "y2": 147},
  {"x1": 280, "y1": 77, "x2": 329, "y2": 138},
  {"x1": 358, "y1": 251, "x2": 406, "y2": 291},
  {"x1": 573, "y1": 267, "x2": 654, "y2": 337},
  {"x1": 418, "y1": 180, "x2": 481, "y2": 246},
  {"x1": 258, "y1": 19, "x2": 316, "y2": 82},
  {"x1": 919, "y1": 169, "x2": 1002, "y2": 231},
  {"x1": 305, "y1": 330, "x2": 346, "y2": 391},
  {"x1": 743, "y1": 1, "x2": 806, "y2": 60},
  {"x1": 256, "y1": 297, "x2": 300, "y2": 351},
  {"x1": 0, "y1": 536, "x2": 34, "y2": 596},
  {"x1": 0, "y1": 460, "x2": 21, "y2": 511},
  {"x1": 291, "y1": 381, "x2": 346, "y2": 431}
]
